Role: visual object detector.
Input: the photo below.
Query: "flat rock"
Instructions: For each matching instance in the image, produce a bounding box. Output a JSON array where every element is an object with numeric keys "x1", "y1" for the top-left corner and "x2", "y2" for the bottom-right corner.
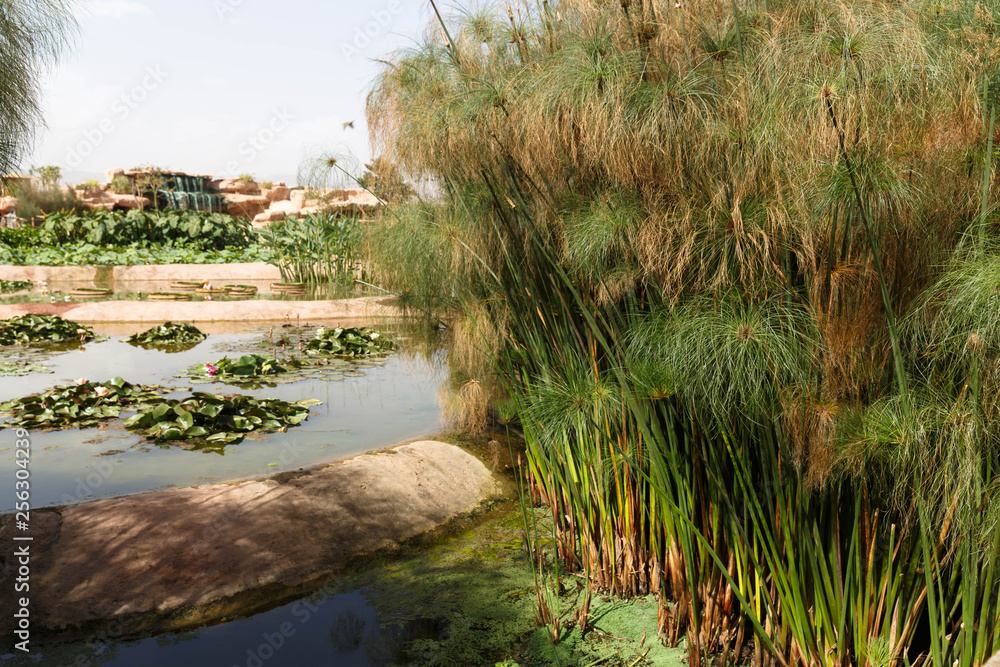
[{"x1": 0, "y1": 441, "x2": 499, "y2": 639}]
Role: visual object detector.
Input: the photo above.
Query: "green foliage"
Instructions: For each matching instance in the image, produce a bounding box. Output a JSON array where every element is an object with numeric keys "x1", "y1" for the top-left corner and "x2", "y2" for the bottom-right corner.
[
  {"x1": 0, "y1": 377, "x2": 166, "y2": 430},
  {"x1": 237, "y1": 173, "x2": 255, "y2": 184},
  {"x1": 41, "y1": 209, "x2": 254, "y2": 250},
  {"x1": 260, "y1": 181, "x2": 274, "y2": 189},
  {"x1": 357, "y1": 156, "x2": 415, "y2": 203},
  {"x1": 125, "y1": 322, "x2": 207, "y2": 348},
  {"x1": 30, "y1": 165, "x2": 61, "y2": 189},
  {"x1": 365, "y1": 1, "x2": 1000, "y2": 664},
  {"x1": 0, "y1": 315, "x2": 97, "y2": 346},
  {"x1": 0, "y1": 280, "x2": 31, "y2": 293},
  {"x1": 0, "y1": 208, "x2": 267, "y2": 266},
  {"x1": 122, "y1": 393, "x2": 320, "y2": 446},
  {"x1": 0, "y1": 226, "x2": 49, "y2": 249},
  {"x1": 77, "y1": 179, "x2": 100, "y2": 191},
  {"x1": 9, "y1": 181, "x2": 88, "y2": 223},
  {"x1": 194, "y1": 354, "x2": 289, "y2": 382},
  {"x1": 0, "y1": 3, "x2": 76, "y2": 173},
  {"x1": 109, "y1": 175, "x2": 132, "y2": 195},
  {"x1": 304, "y1": 327, "x2": 395, "y2": 356},
  {"x1": 0, "y1": 242, "x2": 266, "y2": 266},
  {"x1": 257, "y1": 213, "x2": 360, "y2": 283}
]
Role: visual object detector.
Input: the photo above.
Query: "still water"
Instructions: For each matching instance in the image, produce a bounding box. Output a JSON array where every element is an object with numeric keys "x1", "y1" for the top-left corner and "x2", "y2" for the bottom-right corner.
[{"x1": 0, "y1": 322, "x2": 446, "y2": 512}]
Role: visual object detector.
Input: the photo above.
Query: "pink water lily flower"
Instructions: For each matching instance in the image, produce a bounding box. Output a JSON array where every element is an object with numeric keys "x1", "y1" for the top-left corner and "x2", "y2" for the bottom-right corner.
[
  {"x1": 94, "y1": 386, "x2": 110, "y2": 397},
  {"x1": 75, "y1": 378, "x2": 88, "y2": 386},
  {"x1": 204, "y1": 363, "x2": 219, "y2": 378},
  {"x1": 76, "y1": 329, "x2": 87, "y2": 335}
]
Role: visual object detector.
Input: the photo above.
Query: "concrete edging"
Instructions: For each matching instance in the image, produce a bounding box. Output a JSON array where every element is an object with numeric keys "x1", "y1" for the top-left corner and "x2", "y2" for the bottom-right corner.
[
  {"x1": 0, "y1": 263, "x2": 283, "y2": 283},
  {"x1": 0, "y1": 441, "x2": 500, "y2": 639}
]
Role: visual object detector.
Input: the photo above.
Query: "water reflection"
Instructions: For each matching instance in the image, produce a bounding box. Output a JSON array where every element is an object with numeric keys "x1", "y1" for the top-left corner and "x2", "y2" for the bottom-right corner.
[
  {"x1": 0, "y1": 591, "x2": 443, "y2": 667},
  {"x1": 0, "y1": 322, "x2": 447, "y2": 512}
]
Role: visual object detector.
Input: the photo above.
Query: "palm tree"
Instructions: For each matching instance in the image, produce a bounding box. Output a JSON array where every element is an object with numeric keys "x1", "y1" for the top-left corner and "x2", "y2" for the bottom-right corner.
[{"x1": 0, "y1": 0, "x2": 77, "y2": 177}]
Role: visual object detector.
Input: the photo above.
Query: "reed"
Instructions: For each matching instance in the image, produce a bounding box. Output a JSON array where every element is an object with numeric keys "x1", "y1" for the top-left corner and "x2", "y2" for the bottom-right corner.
[{"x1": 363, "y1": 1, "x2": 1000, "y2": 664}]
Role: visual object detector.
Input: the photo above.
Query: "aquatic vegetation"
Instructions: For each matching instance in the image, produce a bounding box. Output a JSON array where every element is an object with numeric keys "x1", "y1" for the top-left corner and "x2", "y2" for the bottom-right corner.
[
  {"x1": 0, "y1": 377, "x2": 167, "y2": 430},
  {"x1": 0, "y1": 360, "x2": 52, "y2": 377},
  {"x1": 366, "y1": 1, "x2": 1000, "y2": 664},
  {"x1": 0, "y1": 315, "x2": 98, "y2": 346},
  {"x1": 0, "y1": 280, "x2": 31, "y2": 293},
  {"x1": 125, "y1": 322, "x2": 207, "y2": 348},
  {"x1": 185, "y1": 354, "x2": 289, "y2": 381},
  {"x1": 257, "y1": 213, "x2": 360, "y2": 284},
  {"x1": 41, "y1": 209, "x2": 254, "y2": 250},
  {"x1": 0, "y1": 242, "x2": 267, "y2": 266},
  {"x1": 305, "y1": 327, "x2": 395, "y2": 357},
  {"x1": 122, "y1": 393, "x2": 320, "y2": 446}
]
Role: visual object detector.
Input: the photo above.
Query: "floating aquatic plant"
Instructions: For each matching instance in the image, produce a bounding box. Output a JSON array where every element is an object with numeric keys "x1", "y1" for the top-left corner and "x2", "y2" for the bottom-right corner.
[
  {"x1": 125, "y1": 321, "x2": 207, "y2": 348},
  {"x1": 305, "y1": 327, "x2": 395, "y2": 357},
  {"x1": 0, "y1": 314, "x2": 100, "y2": 346},
  {"x1": 123, "y1": 393, "x2": 321, "y2": 447},
  {"x1": 0, "y1": 280, "x2": 31, "y2": 293},
  {"x1": 0, "y1": 377, "x2": 168, "y2": 430}
]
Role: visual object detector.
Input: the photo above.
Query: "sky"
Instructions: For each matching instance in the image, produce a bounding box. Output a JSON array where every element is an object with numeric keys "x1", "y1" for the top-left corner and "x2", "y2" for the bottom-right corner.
[{"x1": 24, "y1": 0, "x2": 433, "y2": 187}]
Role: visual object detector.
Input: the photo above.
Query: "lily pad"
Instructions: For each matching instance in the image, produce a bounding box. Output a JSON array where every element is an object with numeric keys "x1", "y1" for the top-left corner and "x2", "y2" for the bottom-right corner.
[
  {"x1": 126, "y1": 322, "x2": 207, "y2": 350},
  {"x1": 0, "y1": 361, "x2": 53, "y2": 376},
  {"x1": 0, "y1": 377, "x2": 170, "y2": 430},
  {"x1": 0, "y1": 280, "x2": 32, "y2": 293},
  {"x1": 0, "y1": 314, "x2": 101, "y2": 346},
  {"x1": 304, "y1": 327, "x2": 396, "y2": 357},
  {"x1": 123, "y1": 393, "x2": 321, "y2": 448}
]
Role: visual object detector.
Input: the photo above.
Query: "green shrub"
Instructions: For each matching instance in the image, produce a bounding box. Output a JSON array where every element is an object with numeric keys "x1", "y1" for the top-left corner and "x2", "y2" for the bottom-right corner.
[
  {"x1": 237, "y1": 174, "x2": 255, "y2": 184},
  {"x1": 260, "y1": 181, "x2": 274, "y2": 189},
  {"x1": 109, "y1": 176, "x2": 132, "y2": 195},
  {"x1": 9, "y1": 182, "x2": 88, "y2": 224}
]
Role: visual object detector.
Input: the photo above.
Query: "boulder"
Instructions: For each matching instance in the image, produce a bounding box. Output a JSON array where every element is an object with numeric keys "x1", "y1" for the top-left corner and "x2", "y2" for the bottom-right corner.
[
  {"x1": 210, "y1": 178, "x2": 260, "y2": 195},
  {"x1": 105, "y1": 168, "x2": 125, "y2": 184},
  {"x1": 252, "y1": 209, "x2": 288, "y2": 227},
  {"x1": 224, "y1": 193, "x2": 268, "y2": 220},
  {"x1": 268, "y1": 199, "x2": 299, "y2": 215},
  {"x1": 289, "y1": 190, "x2": 308, "y2": 210},
  {"x1": 264, "y1": 185, "x2": 291, "y2": 203},
  {"x1": 107, "y1": 194, "x2": 150, "y2": 210}
]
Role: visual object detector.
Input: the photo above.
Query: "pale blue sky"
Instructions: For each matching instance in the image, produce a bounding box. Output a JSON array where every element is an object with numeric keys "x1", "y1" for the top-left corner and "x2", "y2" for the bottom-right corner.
[{"x1": 26, "y1": 0, "x2": 433, "y2": 186}]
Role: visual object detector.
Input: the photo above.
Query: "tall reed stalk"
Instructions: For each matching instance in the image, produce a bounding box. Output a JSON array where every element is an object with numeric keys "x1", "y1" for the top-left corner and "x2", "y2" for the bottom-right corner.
[{"x1": 362, "y1": 1, "x2": 1000, "y2": 664}]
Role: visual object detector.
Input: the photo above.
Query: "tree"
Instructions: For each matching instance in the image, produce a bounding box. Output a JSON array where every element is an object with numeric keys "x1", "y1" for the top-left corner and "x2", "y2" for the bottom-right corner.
[
  {"x1": 357, "y1": 156, "x2": 415, "y2": 204},
  {"x1": 0, "y1": 1, "x2": 77, "y2": 176}
]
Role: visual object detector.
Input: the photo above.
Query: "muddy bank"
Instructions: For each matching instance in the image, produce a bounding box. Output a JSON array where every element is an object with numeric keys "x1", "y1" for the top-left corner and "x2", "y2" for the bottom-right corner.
[
  {"x1": 0, "y1": 295, "x2": 403, "y2": 323},
  {"x1": 0, "y1": 441, "x2": 499, "y2": 640}
]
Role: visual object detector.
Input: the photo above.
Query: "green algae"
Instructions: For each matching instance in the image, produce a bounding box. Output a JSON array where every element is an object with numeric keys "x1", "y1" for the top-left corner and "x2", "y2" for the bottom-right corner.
[{"x1": 325, "y1": 498, "x2": 685, "y2": 666}]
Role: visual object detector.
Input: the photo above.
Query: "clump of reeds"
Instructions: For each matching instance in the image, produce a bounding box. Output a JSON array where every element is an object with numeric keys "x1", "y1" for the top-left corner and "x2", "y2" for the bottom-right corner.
[{"x1": 362, "y1": 0, "x2": 1000, "y2": 664}]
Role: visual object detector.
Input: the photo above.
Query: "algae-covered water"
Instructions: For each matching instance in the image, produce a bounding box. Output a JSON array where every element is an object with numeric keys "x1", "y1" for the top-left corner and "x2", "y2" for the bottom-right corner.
[
  {"x1": 0, "y1": 321, "x2": 446, "y2": 512},
  {"x1": 1, "y1": 503, "x2": 685, "y2": 667}
]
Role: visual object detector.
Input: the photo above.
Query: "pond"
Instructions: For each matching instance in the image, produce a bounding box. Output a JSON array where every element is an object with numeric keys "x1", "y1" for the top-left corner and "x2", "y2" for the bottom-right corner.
[
  {"x1": 0, "y1": 320, "x2": 447, "y2": 512},
  {"x1": 0, "y1": 589, "x2": 442, "y2": 667},
  {"x1": 0, "y1": 280, "x2": 378, "y2": 305}
]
